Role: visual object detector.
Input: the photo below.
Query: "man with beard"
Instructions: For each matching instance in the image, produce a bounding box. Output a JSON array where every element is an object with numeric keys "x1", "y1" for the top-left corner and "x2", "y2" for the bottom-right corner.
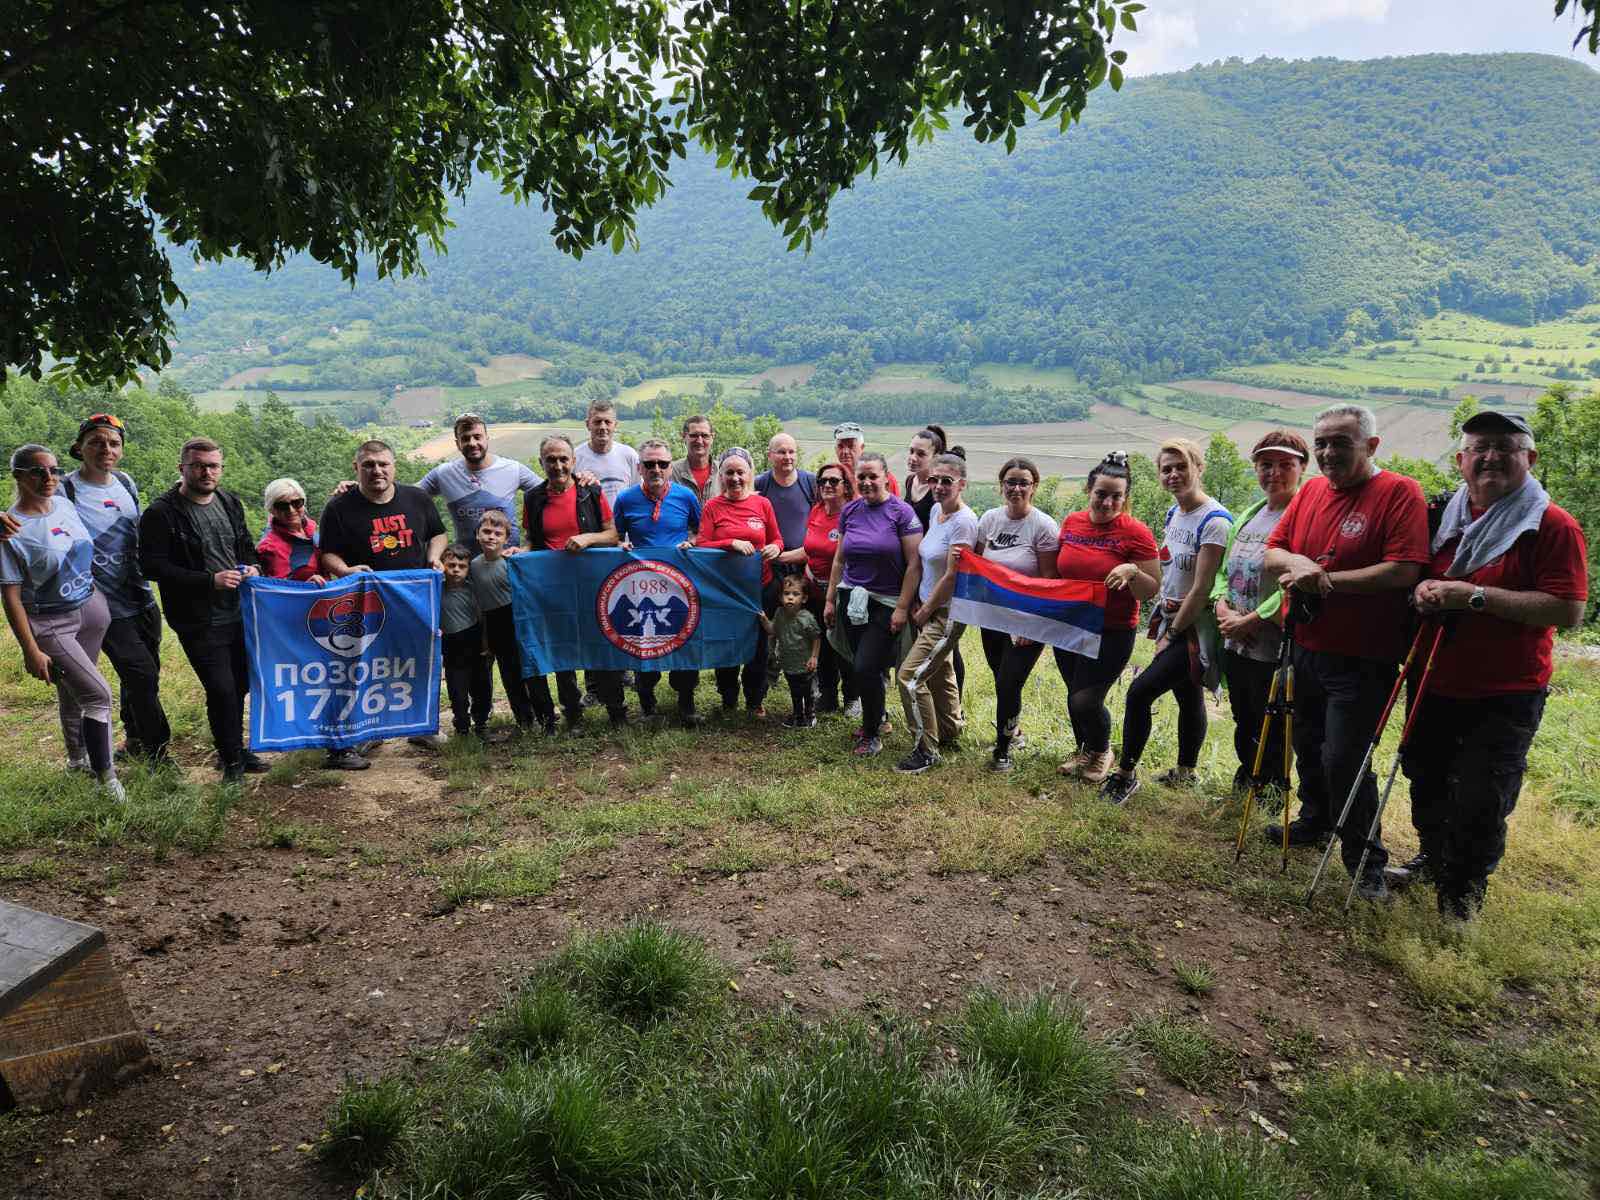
[
  {"x1": 1263, "y1": 404, "x2": 1429, "y2": 902},
  {"x1": 1389, "y1": 411, "x2": 1587, "y2": 919},
  {"x1": 417, "y1": 413, "x2": 542, "y2": 550}
]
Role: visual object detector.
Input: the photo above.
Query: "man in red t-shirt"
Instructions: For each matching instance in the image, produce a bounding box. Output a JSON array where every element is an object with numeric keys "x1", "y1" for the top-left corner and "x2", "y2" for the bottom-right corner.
[
  {"x1": 1387, "y1": 411, "x2": 1588, "y2": 919},
  {"x1": 1263, "y1": 405, "x2": 1429, "y2": 901}
]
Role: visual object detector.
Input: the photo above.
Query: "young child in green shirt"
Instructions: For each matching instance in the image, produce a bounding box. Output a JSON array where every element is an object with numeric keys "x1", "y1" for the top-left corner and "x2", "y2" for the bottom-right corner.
[{"x1": 765, "y1": 574, "x2": 822, "y2": 729}]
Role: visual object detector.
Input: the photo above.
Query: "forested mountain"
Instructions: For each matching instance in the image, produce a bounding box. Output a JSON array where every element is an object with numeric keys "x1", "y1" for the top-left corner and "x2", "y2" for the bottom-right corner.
[{"x1": 168, "y1": 53, "x2": 1600, "y2": 393}]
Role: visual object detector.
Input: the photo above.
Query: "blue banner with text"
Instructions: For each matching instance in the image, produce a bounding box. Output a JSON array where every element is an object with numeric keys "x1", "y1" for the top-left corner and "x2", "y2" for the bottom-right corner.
[
  {"x1": 509, "y1": 548, "x2": 760, "y2": 675},
  {"x1": 242, "y1": 570, "x2": 441, "y2": 751}
]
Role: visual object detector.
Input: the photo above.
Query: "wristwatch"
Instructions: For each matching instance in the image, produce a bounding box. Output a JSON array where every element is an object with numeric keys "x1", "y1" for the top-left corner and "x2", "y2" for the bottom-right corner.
[{"x1": 1468, "y1": 586, "x2": 1487, "y2": 612}]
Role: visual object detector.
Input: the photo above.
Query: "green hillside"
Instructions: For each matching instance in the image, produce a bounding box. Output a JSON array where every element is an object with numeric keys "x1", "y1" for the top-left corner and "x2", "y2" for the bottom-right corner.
[{"x1": 166, "y1": 53, "x2": 1600, "y2": 397}]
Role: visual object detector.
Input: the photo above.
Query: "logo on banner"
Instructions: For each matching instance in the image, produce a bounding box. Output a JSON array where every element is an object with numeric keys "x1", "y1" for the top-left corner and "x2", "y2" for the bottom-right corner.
[
  {"x1": 596, "y1": 560, "x2": 700, "y2": 659},
  {"x1": 307, "y1": 588, "x2": 387, "y2": 657}
]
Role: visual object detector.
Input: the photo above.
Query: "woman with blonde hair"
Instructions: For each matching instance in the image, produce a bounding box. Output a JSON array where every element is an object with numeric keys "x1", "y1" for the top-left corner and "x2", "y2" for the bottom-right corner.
[
  {"x1": 1100, "y1": 437, "x2": 1232, "y2": 805},
  {"x1": 255, "y1": 477, "x2": 326, "y2": 584}
]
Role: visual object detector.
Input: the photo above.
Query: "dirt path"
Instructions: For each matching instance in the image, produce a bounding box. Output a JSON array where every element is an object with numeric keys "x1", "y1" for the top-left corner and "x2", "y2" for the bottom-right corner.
[{"x1": 3, "y1": 755, "x2": 1425, "y2": 1200}]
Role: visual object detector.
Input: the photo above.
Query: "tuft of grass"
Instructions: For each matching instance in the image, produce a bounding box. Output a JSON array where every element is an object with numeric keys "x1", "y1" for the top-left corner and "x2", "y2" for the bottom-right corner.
[
  {"x1": 1130, "y1": 1012, "x2": 1239, "y2": 1093},
  {"x1": 430, "y1": 839, "x2": 576, "y2": 905},
  {"x1": 0, "y1": 763, "x2": 233, "y2": 855},
  {"x1": 554, "y1": 921, "x2": 727, "y2": 1028},
  {"x1": 954, "y1": 990, "x2": 1121, "y2": 1123},
  {"x1": 319, "y1": 1075, "x2": 417, "y2": 1175},
  {"x1": 758, "y1": 935, "x2": 798, "y2": 976},
  {"x1": 1171, "y1": 957, "x2": 1216, "y2": 997},
  {"x1": 1114, "y1": 1122, "x2": 1304, "y2": 1200},
  {"x1": 262, "y1": 749, "x2": 324, "y2": 786},
  {"x1": 0, "y1": 857, "x2": 58, "y2": 883},
  {"x1": 477, "y1": 980, "x2": 587, "y2": 1062},
  {"x1": 255, "y1": 820, "x2": 338, "y2": 856},
  {"x1": 1295, "y1": 1066, "x2": 1475, "y2": 1151}
]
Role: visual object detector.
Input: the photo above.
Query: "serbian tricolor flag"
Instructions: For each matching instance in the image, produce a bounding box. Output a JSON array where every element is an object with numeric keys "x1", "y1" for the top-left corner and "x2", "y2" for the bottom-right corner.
[{"x1": 951, "y1": 554, "x2": 1107, "y2": 657}]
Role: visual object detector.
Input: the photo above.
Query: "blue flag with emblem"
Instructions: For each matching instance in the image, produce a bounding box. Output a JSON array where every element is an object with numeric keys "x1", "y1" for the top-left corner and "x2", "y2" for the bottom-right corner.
[
  {"x1": 509, "y1": 548, "x2": 761, "y2": 674},
  {"x1": 241, "y1": 570, "x2": 442, "y2": 751}
]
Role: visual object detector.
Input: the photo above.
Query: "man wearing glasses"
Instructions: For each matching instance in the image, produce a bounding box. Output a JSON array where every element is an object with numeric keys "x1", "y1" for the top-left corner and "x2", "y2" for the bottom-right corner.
[
  {"x1": 139, "y1": 437, "x2": 264, "y2": 783},
  {"x1": 0, "y1": 414, "x2": 173, "y2": 763},
  {"x1": 612, "y1": 438, "x2": 705, "y2": 724},
  {"x1": 669, "y1": 415, "x2": 717, "y2": 504}
]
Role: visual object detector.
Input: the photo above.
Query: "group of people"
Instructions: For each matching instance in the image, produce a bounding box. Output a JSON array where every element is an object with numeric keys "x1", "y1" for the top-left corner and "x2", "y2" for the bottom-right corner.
[{"x1": 3, "y1": 400, "x2": 1587, "y2": 918}]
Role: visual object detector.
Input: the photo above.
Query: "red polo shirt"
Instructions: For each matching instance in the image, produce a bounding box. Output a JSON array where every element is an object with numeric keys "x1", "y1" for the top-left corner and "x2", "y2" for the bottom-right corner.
[
  {"x1": 1424, "y1": 503, "x2": 1588, "y2": 698},
  {"x1": 1267, "y1": 470, "x2": 1429, "y2": 662}
]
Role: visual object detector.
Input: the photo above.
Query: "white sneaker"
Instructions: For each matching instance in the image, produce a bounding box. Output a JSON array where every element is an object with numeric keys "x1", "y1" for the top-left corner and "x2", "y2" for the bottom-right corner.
[{"x1": 100, "y1": 775, "x2": 128, "y2": 804}]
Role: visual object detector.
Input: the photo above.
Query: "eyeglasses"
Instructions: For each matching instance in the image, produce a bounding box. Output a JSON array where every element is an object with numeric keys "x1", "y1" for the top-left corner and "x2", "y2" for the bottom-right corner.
[
  {"x1": 86, "y1": 413, "x2": 125, "y2": 429},
  {"x1": 1002, "y1": 478, "x2": 1034, "y2": 491},
  {"x1": 185, "y1": 461, "x2": 223, "y2": 473},
  {"x1": 641, "y1": 460, "x2": 672, "y2": 470},
  {"x1": 272, "y1": 497, "x2": 307, "y2": 511},
  {"x1": 17, "y1": 465, "x2": 66, "y2": 480},
  {"x1": 685, "y1": 431, "x2": 712, "y2": 440},
  {"x1": 929, "y1": 475, "x2": 959, "y2": 488}
]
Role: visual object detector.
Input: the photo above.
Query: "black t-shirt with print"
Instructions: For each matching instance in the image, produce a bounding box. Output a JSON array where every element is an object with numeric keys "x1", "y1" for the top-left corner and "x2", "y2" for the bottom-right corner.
[{"x1": 318, "y1": 484, "x2": 445, "y2": 571}]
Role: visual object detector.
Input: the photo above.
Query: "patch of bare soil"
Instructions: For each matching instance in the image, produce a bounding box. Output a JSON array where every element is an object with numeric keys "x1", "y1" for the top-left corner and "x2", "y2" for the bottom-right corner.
[{"x1": 3, "y1": 737, "x2": 1439, "y2": 1200}]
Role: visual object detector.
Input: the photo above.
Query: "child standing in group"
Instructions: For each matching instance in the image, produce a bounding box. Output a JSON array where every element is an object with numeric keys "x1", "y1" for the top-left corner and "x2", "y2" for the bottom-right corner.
[
  {"x1": 470, "y1": 509, "x2": 539, "y2": 733},
  {"x1": 766, "y1": 574, "x2": 822, "y2": 729},
  {"x1": 440, "y1": 544, "x2": 492, "y2": 739}
]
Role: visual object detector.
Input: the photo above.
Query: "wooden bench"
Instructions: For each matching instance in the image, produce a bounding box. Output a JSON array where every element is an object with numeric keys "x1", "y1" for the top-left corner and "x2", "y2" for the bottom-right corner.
[{"x1": 0, "y1": 900, "x2": 151, "y2": 1109}]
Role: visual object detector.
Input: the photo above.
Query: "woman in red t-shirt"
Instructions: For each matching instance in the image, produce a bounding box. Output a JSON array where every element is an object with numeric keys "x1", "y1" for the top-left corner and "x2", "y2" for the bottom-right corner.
[
  {"x1": 697, "y1": 447, "x2": 781, "y2": 716},
  {"x1": 1053, "y1": 452, "x2": 1160, "y2": 783},
  {"x1": 801, "y1": 462, "x2": 856, "y2": 714}
]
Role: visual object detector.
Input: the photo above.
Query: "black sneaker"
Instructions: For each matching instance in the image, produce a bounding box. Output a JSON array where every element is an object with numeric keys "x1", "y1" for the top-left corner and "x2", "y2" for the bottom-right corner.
[
  {"x1": 607, "y1": 707, "x2": 631, "y2": 729},
  {"x1": 895, "y1": 746, "x2": 940, "y2": 774},
  {"x1": 782, "y1": 713, "x2": 807, "y2": 729},
  {"x1": 1099, "y1": 771, "x2": 1139, "y2": 805},
  {"x1": 988, "y1": 747, "x2": 1014, "y2": 773},
  {"x1": 324, "y1": 749, "x2": 371, "y2": 771},
  {"x1": 678, "y1": 706, "x2": 705, "y2": 728},
  {"x1": 1384, "y1": 851, "x2": 1433, "y2": 891},
  {"x1": 541, "y1": 716, "x2": 560, "y2": 736},
  {"x1": 1263, "y1": 818, "x2": 1331, "y2": 848},
  {"x1": 240, "y1": 750, "x2": 270, "y2": 774},
  {"x1": 220, "y1": 761, "x2": 246, "y2": 785},
  {"x1": 1353, "y1": 866, "x2": 1391, "y2": 905}
]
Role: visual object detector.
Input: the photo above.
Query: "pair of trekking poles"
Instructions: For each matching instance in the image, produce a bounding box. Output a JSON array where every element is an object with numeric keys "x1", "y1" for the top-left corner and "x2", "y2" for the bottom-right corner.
[{"x1": 1232, "y1": 603, "x2": 1449, "y2": 909}]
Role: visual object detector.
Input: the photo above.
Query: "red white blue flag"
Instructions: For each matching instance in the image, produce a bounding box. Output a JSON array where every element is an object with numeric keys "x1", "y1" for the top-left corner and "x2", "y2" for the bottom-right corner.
[{"x1": 951, "y1": 553, "x2": 1107, "y2": 657}]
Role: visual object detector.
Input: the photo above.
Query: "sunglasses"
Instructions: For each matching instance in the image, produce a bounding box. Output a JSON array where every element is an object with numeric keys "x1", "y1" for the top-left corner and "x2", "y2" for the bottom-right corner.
[
  {"x1": 929, "y1": 475, "x2": 960, "y2": 488},
  {"x1": 641, "y1": 460, "x2": 672, "y2": 470},
  {"x1": 86, "y1": 413, "x2": 125, "y2": 430},
  {"x1": 272, "y1": 497, "x2": 307, "y2": 511},
  {"x1": 17, "y1": 465, "x2": 66, "y2": 480},
  {"x1": 818, "y1": 477, "x2": 843, "y2": 488}
]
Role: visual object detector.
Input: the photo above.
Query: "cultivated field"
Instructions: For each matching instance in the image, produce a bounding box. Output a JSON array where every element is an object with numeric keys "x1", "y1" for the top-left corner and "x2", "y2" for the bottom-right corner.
[{"x1": 470, "y1": 354, "x2": 551, "y2": 387}]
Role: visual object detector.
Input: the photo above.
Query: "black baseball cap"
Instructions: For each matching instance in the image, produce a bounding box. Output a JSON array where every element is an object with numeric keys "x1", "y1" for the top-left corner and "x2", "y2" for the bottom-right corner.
[
  {"x1": 1460, "y1": 410, "x2": 1533, "y2": 439},
  {"x1": 69, "y1": 412, "x2": 127, "y2": 459}
]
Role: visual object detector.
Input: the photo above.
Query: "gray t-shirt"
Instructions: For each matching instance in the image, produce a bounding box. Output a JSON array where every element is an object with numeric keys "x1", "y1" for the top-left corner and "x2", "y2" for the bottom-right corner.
[
  {"x1": 918, "y1": 504, "x2": 978, "y2": 605},
  {"x1": 417, "y1": 455, "x2": 542, "y2": 547},
  {"x1": 1159, "y1": 500, "x2": 1232, "y2": 607},
  {"x1": 977, "y1": 506, "x2": 1058, "y2": 577},
  {"x1": 441, "y1": 582, "x2": 481, "y2": 635},
  {"x1": 574, "y1": 442, "x2": 639, "y2": 504},
  {"x1": 469, "y1": 554, "x2": 512, "y2": 613},
  {"x1": 67, "y1": 471, "x2": 154, "y2": 619},
  {"x1": 183, "y1": 495, "x2": 241, "y2": 624},
  {"x1": 755, "y1": 470, "x2": 817, "y2": 551}
]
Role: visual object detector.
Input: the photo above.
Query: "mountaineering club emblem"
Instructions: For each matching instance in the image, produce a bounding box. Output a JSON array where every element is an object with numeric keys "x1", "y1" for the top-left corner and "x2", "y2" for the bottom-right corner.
[
  {"x1": 307, "y1": 587, "x2": 387, "y2": 657},
  {"x1": 596, "y1": 560, "x2": 700, "y2": 658}
]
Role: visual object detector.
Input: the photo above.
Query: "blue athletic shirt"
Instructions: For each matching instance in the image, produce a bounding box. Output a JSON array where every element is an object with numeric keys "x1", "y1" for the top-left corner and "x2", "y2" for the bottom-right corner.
[
  {"x1": 417, "y1": 456, "x2": 542, "y2": 547},
  {"x1": 66, "y1": 470, "x2": 155, "y2": 618},
  {"x1": 0, "y1": 496, "x2": 97, "y2": 615},
  {"x1": 612, "y1": 482, "x2": 703, "y2": 548}
]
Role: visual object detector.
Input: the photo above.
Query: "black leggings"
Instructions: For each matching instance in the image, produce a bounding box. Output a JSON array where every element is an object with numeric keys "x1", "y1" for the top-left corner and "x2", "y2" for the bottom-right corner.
[
  {"x1": 807, "y1": 590, "x2": 855, "y2": 710},
  {"x1": 979, "y1": 628, "x2": 1046, "y2": 744},
  {"x1": 1119, "y1": 635, "x2": 1207, "y2": 771},
  {"x1": 841, "y1": 592, "x2": 898, "y2": 736},
  {"x1": 1053, "y1": 628, "x2": 1136, "y2": 754}
]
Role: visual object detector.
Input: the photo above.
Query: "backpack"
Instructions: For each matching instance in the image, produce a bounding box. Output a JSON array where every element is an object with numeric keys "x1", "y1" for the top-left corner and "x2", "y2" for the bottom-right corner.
[{"x1": 62, "y1": 469, "x2": 140, "y2": 510}]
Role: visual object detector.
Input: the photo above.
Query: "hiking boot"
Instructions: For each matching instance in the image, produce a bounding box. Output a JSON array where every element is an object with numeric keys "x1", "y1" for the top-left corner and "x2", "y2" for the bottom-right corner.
[
  {"x1": 895, "y1": 746, "x2": 941, "y2": 774},
  {"x1": 221, "y1": 761, "x2": 246, "y2": 786},
  {"x1": 240, "y1": 750, "x2": 270, "y2": 774},
  {"x1": 852, "y1": 735, "x2": 883, "y2": 757},
  {"x1": 1099, "y1": 771, "x2": 1139, "y2": 806},
  {"x1": 1352, "y1": 865, "x2": 1391, "y2": 905},
  {"x1": 1058, "y1": 749, "x2": 1091, "y2": 778},
  {"x1": 1384, "y1": 850, "x2": 1433, "y2": 891},
  {"x1": 1437, "y1": 881, "x2": 1484, "y2": 922},
  {"x1": 1263, "y1": 818, "x2": 1331, "y2": 848},
  {"x1": 678, "y1": 706, "x2": 705, "y2": 729},
  {"x1": 1079, "y1": 748, "x2": 1115, "y2": 783},
  {"x1": 325, "y1": 748, "x2": 371, "y2": 771}
]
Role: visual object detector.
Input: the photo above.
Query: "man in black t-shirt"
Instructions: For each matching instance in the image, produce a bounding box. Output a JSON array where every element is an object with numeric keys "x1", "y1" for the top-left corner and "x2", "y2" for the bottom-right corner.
[{"x1": 317, "y1": 440, "x2": 447, "y2": 765}]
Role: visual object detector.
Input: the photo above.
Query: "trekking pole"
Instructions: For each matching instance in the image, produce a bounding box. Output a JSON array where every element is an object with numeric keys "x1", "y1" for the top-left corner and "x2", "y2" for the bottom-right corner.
[
  {"x1": 1305, "y1": 621, "x2": 1428, "y2": 905},
  {"x1": 1233, "y1": 623, "x2": 1294, "y2": 861},
  {"x1": 1278, "y1": 653, "x2": 1296, "y2": 875},
  {"x1": 1342, "y1": 619, "x2": 1447, "y2": 909}
]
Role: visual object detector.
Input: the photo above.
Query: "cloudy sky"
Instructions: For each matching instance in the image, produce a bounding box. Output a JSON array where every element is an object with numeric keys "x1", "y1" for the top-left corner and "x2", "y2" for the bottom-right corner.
[{"x1": 1121, "y1": 0, "x2": 1596, "y2": 76}]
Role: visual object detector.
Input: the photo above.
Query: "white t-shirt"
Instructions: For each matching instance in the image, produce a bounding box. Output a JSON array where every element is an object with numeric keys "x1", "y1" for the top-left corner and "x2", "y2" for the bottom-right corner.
[
  {"x1": 977, "y1": 506, "x2": 1058, "y2": 577},
  {"x1": 918, "y1": 504, "x2": 978, "y2": 605},
  {"x1": 1223, "y1": 504, "x2": 1286, "y2": 663},
  {"x1": 575, "y1": 442, "x2": 640, "y2": 504},
  {"x1": 1159, "y1": 500, "x2": 1232, "y2": 606}
]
